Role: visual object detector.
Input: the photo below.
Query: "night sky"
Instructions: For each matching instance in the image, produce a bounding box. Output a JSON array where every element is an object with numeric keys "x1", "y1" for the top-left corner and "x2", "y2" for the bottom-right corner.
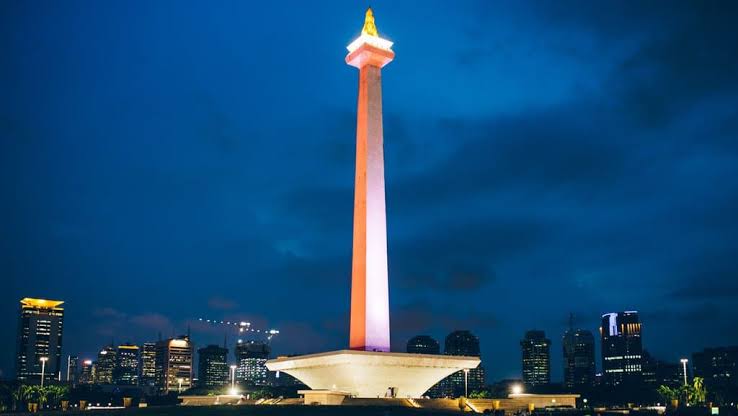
[{"x1": 2, "y1": 1, "x2": 738, "y2": 382}]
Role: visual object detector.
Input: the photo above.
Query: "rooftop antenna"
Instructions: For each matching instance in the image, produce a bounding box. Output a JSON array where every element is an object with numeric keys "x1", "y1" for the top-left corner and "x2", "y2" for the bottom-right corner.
[{"x1": 568, "y1": 313, "x2": 575, "y2": 331}]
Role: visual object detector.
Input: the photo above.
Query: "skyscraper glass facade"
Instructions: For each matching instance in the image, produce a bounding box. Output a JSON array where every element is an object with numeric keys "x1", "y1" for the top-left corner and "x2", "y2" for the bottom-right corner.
[
  {"x1": 521, "y1": 330, "x2": 551, "y2": 387},
  {"x1": 15, "y1": 298, "x2": 65, "y2": 383}
]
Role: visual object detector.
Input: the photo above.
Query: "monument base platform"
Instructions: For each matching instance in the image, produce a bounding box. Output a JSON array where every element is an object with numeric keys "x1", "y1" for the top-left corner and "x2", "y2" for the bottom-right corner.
[{"x1": 266, "y1": 349, "x2": 480, "y2": 398}]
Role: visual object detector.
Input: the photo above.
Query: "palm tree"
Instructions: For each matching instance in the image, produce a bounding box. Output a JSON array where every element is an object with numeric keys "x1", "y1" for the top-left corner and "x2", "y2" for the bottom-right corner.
[
  {"x1": 657, "y1": 385, "x2": 678, "y2": 401},
  {"x1": 30, "y1": 385, "x2": 48, "y2": 409},
  {"x1": 12, "y1": 385, "x2": 33, "y2": 411},
  {"x1": 0, "y1": 383, "x2": 12, "y2": 412},
  {"x1": 690, "y1": 377, "x2": 706, "y2": 404},
  {"x1": 45, "y1": 385, "x2": 68, "y2": 408}
]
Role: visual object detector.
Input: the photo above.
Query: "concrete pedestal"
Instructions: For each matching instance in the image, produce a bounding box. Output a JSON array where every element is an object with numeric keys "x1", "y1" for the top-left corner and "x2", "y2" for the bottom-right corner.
[{"x1": 267, "y1": 349, "x2": 480, "y2": 398}]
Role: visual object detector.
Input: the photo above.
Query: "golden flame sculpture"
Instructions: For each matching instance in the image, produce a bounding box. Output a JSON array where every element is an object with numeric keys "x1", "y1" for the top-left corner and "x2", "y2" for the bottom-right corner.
[{"x1": 361, "y1": 8, "x2": 378, "y2": 37}]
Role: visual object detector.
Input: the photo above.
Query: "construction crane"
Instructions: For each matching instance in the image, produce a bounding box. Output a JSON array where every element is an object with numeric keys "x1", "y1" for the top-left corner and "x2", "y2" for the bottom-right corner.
[{"x1": 195, "y1": 317, "x2": 280, "y2": 344}]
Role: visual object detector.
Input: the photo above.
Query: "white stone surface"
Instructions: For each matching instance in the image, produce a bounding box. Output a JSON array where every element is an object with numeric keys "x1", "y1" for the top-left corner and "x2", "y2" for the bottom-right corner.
[{"x1": 266, "y1": 350, "x2": 480, "y2": 398}]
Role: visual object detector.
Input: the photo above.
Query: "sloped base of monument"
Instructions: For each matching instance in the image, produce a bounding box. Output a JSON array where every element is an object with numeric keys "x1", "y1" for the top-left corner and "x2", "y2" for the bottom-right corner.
[{"x1": 266, "y1": 349, "x2": 480, "y2": 398}]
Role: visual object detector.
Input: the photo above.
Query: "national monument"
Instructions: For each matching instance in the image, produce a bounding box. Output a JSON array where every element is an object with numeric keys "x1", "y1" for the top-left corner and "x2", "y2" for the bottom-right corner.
[{"x1": 265, "y1": 8, "x2": 480, "y2": 400}]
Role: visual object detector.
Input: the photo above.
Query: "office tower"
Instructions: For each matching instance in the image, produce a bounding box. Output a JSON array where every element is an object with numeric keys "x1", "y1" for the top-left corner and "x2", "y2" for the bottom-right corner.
[
  {"x1": 95, "y1": 345, "x2": 117, "y2": 384},
  {"x1": 15, "y1": 298, "x2": 65, "y2": 383},
  {"x1": 407, "y1": 335, "x2": 440, "y2": 354},
  {"x1": 600, "y1": 311, "x2": 643, "y2": 386},
  {"x1": 235, "y1": 340, "x2": 270, "y2": 385},
  {"x1": 433, "y1": 330, "x2": 485, "y2": 397},
  {"x1": 197, "y1": 345, "x2": 228, "y2": 387},
  {"x1": 115, "y1": 344, "x2": 140, "y2": 385},
  {"x1": 521, "y1": 330, "x2": 551, "y2": 387},
  {"x1": 140, "y1": 342, "x2": 157, "y2": 387},
  {"x1": 67, "y1": 355, "x2": 79, "y2": 385},
  {"x1": 79, "y1": 359, "x2": 93, "y2": 384},
  {"x1": 563, "y1": 329, "x2": 595, "y2": 389},
  {"x1": 642, "y1": 350, "x2": 681, "y2": 388},
  {"x1": 91, "y1": 362, "x2": 98, "y2": 383},
  {"x1": 267, "y1": 362, "x2": 302, "y2": 387},
  {"x1": 155, "y1": 336, "x2": 193, "y2": 393},
  {"x1": 693, "y1": 346, "x2": 738, "y2": 402}
]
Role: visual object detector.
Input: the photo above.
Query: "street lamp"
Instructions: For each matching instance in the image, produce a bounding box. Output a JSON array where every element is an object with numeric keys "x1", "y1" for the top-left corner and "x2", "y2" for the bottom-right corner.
[
  {"x1": 40, "y1": 357, "x2": 49, "y2": 387},
  {"x1": 680, "y1": 358, "x2": 689, "y2": 386},
  {"x1": 230, "y1": 365, "x2": 237, "y2": 394},
  {"x1": 463, "y1": 368, "x2": 470, "y2": 398},
  {"x1": 511, "y1": 384, "x2": 523, "y2": 395}
]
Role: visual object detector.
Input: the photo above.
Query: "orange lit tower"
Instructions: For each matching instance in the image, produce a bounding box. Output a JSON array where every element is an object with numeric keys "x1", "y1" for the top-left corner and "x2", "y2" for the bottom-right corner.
[
  {"x1": 347, "y1": 8, "x2": 394, "y2": 352},
  {"x1": 266, "y1": 10, "x2": 480, "y2": 398}
]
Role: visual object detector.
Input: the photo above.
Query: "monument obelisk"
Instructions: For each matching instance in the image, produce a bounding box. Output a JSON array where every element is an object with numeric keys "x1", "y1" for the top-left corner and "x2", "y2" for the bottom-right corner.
[
  {"x1": 266, "y1": 11, "x2": 479, "y2": 399},
  {"x1": 346, "y1": 8, "x2": 395, "y2": 353}
]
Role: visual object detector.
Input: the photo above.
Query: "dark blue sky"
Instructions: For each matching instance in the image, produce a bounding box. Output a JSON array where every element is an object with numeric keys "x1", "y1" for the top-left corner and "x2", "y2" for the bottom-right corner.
[{"x1": 2, "y1": 0, "x2": 738, "y2": 382}]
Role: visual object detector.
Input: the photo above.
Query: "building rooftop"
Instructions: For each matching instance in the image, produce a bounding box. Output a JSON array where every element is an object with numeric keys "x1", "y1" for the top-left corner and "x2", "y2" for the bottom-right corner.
[{"x1": 20, "y1": 297, "x2": 64, "y2": 309}]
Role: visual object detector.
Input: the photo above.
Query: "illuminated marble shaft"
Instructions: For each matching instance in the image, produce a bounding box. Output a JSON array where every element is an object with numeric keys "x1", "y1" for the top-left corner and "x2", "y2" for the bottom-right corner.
[
  {"x1": 266, "y1": 13, "x2": 481, "y2": 399},
  {"x1": 346, "y1": 32, "x2": 395, "y2": 352}
]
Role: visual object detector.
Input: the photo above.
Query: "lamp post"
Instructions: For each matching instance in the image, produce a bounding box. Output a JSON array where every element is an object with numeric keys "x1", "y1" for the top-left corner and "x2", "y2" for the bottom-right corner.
[
  {"x1": 230, "y1": 365, "x2": 237, "y2": 394},
  {"x1": 463, "y1": 368, "x2": 470, "y2": 398},
  {"x1": 40, "y1": 357, "x2": 49, "y2": 387},
  {"x1": 680, "y1": 358, "x2": 689, "y2": 386}
]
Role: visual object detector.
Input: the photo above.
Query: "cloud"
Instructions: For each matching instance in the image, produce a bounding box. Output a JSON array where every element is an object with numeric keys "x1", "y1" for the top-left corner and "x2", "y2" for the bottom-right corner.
[
  {"x1": 129, "y1": 313, "x2": 173, "y2": 332},
  {"x1": 89, "y1": 308, "x2": 175, "y2": 341},
  {"x1": 391, "y1": 300, "x2": 500, "y2": 352},
  {"x1": 93, "y1": 307, "x2": 127, "y2": 320},
  {"x1": 671, "y1": 266, "x2": 738, "y2": 301},
  {"x1": 207, "y1": 296, "x2": 239, "y2": 311}
]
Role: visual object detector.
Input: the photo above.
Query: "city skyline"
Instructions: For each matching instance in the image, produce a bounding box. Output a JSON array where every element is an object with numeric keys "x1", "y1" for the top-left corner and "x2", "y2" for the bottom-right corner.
[
  {"x1": 8, "y1": 297, "x2": 723, "y2": 390},
  {"x1": 7, "y1": 293, "x2": 738, "y2": 404},
  {"x1": 3, "y1": 0, "x2": 738, "y2": 383}
]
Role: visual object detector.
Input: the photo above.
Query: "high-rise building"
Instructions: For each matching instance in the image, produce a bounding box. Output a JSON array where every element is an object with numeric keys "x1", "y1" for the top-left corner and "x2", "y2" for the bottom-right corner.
[
  {"x1": 198, "y1": 345, "x2": 228, "y2": 387},
  {"x1": 155, "y1": 336, "x2": 193, "y2": 393},
  {"x1": 67, "y1": 355, "x2": 79, "y2": 386},
  {"x1": 693, "y1": 346, "x2": 738, "y2": 402},
  {"x1": 95, "y1": 345, "x2": 117, "y2": 384},
  {"x1": 140, "y1": 342, "x2": 157, "y2": 387},
  {"x1": 521, "y1": 330, "x2": 551, "y2": 387},
  {"x1": 268, "y1": 368, "x2": 302, "y2": 387},
  {"x1": 235, "y1": 340, "x2": 270, "y2": 385},
  {"x1": 642, "y1": 350, "x2": 681, "y2": 388},
  {"x1": 115, "y1": 344, "x2": 140, "y2": 385},
  {"x1": 563, "y1": 329, "x2": 595, "y2": 389},
  {"x1": 600, "y1": 311, "x2": 643, "y2": 386},
  {"x1": 446, "y1": 330, "x2": 481, "y2": 356},
  {"x1": 15, "y1": 298, "x2": 65, "y2": 383},
  {"x1": 407, "y1": 335, "x2": 440, "y2": 355},
  {"x1": 79, "y1": 359, "x2": 93, "y2": 384},
  {"x1": 433, "y1": 331, "x2": 485, "y2": 397},
  {"x1": 90, "y1": 362, "x2": 98, "y2": 383}
]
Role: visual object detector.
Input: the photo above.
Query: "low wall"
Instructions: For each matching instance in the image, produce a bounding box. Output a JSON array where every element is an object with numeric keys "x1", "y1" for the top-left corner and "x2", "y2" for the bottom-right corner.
[
  {"x1": 179, "y1": 392, "x2": 579, "y2": 411},
  {"x1": 470, "y1": 394, "x2": 579, "y2": 413}
]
